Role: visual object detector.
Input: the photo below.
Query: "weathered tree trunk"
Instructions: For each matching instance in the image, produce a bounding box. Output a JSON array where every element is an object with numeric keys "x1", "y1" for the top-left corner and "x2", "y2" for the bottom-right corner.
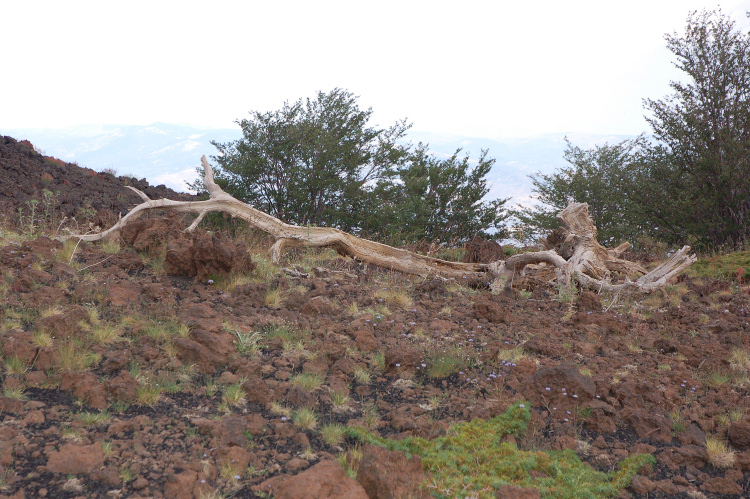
[{"x1": 71, "y1": 156, "x2": 696, "y2": 293}]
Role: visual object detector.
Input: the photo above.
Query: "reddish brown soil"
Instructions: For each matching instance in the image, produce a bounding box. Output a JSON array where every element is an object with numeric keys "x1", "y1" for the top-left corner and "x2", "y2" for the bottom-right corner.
[
  {"x1": 1, "y1": 136, "x2": 750, "y2": 498},
  {"x1": 1, "y1": 135, "x2": 194, "y2": 231}
]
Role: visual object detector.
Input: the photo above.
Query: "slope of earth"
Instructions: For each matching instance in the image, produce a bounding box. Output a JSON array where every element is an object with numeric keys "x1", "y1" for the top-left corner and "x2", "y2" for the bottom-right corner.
[
  {"x1": 0, "y1": 135, "x2": 194, "y2": 232},
  {"x1": 0, "y1": 216, "x2": 749, "y2": 498}
]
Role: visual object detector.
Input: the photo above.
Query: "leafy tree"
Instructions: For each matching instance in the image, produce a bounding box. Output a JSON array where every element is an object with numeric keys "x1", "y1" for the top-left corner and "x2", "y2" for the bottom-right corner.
[
  {"x1": 196, "y1": 89, "x2": 508, "y2": 245},
  {"x1": 515, "y1": 9, "x2": 750, "y2": 251},
  {"x1": 642, "y1": 9, "x2": 750, "y2": 249},
  {"x1": 512, "y1": 137, "x2": 649, "y2": 246},
  {"x1": 366, "y1": 144, "x2": 509, "y2": 244},
  {"x1": 205, "y1": 88, "x2": 410, "y2": 230}
]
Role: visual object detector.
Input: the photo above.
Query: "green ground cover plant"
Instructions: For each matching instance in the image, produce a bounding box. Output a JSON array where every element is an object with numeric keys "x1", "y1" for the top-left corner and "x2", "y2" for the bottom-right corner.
[{"x1": 346, "y1": 402, "x2": 654, "y2": 498}]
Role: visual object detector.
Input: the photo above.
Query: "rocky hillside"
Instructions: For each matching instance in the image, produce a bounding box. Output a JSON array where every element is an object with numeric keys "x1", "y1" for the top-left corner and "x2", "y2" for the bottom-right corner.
[
  {"x1": 0, "y1": 135, "x2": 194, "y2": 231},
  {"x1": 0, "y1": 135, "x2": 750, "y2": 498}
]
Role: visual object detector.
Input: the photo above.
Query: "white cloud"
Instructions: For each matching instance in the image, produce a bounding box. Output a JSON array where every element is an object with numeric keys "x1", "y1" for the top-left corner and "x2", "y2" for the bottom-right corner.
[{"x1": 150, "y1": 168, "x2": 199, "y2": 193}]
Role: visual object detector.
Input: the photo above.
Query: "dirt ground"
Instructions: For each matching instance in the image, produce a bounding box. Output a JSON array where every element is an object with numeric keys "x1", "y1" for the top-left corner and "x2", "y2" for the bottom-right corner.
[{"x1": 2, "y1": 135, "x2": 750, "y2": 498}]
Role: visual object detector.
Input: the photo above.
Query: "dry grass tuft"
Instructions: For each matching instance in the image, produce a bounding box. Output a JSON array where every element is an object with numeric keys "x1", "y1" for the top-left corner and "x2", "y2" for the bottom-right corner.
[{"x1": 705, "y1": 436, "x2": 736, "y2": 468}]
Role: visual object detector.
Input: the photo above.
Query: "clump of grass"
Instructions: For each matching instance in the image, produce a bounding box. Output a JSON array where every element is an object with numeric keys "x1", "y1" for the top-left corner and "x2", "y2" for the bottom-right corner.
[
  {"x1": 330, "y1": 390, "x2": 350, "y2": 409},
  {"x1": 101, "y1": 440, "x2": 114, "y2": 457},
  {"x1": 91, "y1": 324, "x2": 125, "y2": 345},
  {"x1": 56, "y1": 340, "x2": 100, "y2": 371},
  {"x1": 99, "y1": 239, "x2": 121, "y2": 255},
  {"x1": 119, "y1": 466, "x2": 135, "y2": 483},
  {"x1": 32, "y1": 330, "x2": 54, "y2": 348},
  {"x1": 139, "y1": 319, "x2": 188, "y2": 341},
  {"x1": 204, "y1": 377, "x2": 219, "y2": 397},
  {"x1": 496, "y1": 346, "x2": 528, "y2": 364},
  {"x1": 252, "y1": 253, "x2": 278, "y2": 282},
  {"x1": 292, "y1": 407, "x2": 318, "y2": 430},
  {"x1": 371, "y1": 351, "x2": 386, "y2": 371},
  {"x1": 729, "y1": 348, "x2": 750, "y2": 371},
  {"x1": 3, "y1": 387, "x2": 27, "y2": 400},
  {"x1": 669, "y1": 410, "x2": 686, "y2": 433},
  {"x1": 216, "y1": 271, "x2": 255, "y2": 293},
  {"x1": 222, "y1": 383, "x2": 246, "y2": 407},
  {"x1": 136, "y1": 384, "x2": 162, "y2": 406},
  {"x1": 57, "y1": 238, "x2": 81, "y2": 266},
  {"x1": 232, "y1": 329, "x2": 263, "y2": 357},
  {"x1": 76, "y1": 410, "x2": 110, "y2": 427},
  {"x1": 702, "y1": 370, "x2": 732, "y2": 387},
  {"x1": 374, "y1": 288, "x2": 413, "y2": 309},
  {"x1": 264, "y1": 323, "x2": 308, "y2": 344},
  {"x1": 270, "y1": 402, "x2": 292, "y2": 418},
  {"x1": 346, "y1": 402, "x2": 654, "y2": 498},
  {"x1": 156, "y1": 371, "x2": 184, "y2": 393},
  {"x1": 219, "y1": 459, "x2": 245, "y2": 482},
  {"x1": 347, "y1": 301, "x2": 359, "y2": 315},
  {"x1": 40, "y1": 305, "x2": 64, "y2": 319},
  {"x1": 282, "y1": 339, "x2": 311, "y2": 359},
  {"x1": 140, "y1": 246, "x2": 167, "y2": 274},
  {"x1": 61, "y1": 426, "x2": 82, "y2": 442},
  {"x1": 705, "y1": 436, "x2": 736, "y2": 468},
  {"x1": 290, "y1": 373, "x2": 323, "y2": 392},
  {"x1": 321, "y1": 423, "x2": 346, "y2": 446},
  {"x1": 264, "y1": 288, "x2": 284, "y2": 308},
  {"x1": 337, "y1": 446, "x2": 363, "y2": 480},
  {"x1": 426, "y1": 347, "x2": 475, "y2": 379},
  {"x1": 362, "y1": 403, "x2": 381, "y2": 429},
  {"x1": 3, "y1": 355, "x2": 28, "y2": 375},
  {"x1": 353, "y1": 366, "x2": 371, "y2": 384}
]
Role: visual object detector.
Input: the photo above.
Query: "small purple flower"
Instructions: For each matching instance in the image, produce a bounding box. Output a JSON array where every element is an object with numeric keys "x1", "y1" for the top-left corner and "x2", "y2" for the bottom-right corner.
[
  {"x1": 545, "y1": 387, "x2": 551, "y2": 391},
  {"x1": 208, "y1": 279, "x2": 214, "y2": 285},
  {"x1": 395, "y1": 363, "x2": 401, "y2": 367},
  {"x1": 519, "y1": 404, "x2": 525, "y2": 408}
]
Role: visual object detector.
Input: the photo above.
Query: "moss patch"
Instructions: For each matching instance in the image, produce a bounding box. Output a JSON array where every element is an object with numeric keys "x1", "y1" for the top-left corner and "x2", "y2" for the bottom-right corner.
[{"x1": 346, "y1": 402, "x2": 654, "y2": 498}]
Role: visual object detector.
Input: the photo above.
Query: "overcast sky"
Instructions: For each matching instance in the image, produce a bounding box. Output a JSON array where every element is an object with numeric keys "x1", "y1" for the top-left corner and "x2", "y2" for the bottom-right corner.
[{"x1": 2, "y1": 1, "x2": 748, "y2": 139}]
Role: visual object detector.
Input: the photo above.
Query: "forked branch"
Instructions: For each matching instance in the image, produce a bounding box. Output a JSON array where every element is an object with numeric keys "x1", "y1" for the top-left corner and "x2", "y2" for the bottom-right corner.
[{"x1": 70, "y1": 156, "x2": 696, "y2": 293}]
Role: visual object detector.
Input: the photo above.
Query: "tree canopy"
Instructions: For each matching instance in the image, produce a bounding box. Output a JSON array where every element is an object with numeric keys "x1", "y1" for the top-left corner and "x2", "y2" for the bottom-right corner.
[
  {"x1": 366, "y1": 144, "x2": 508, "y2": 244},
  {"x1": 208, "y1": 88, "x2": 409, "y2": 230},
  {"x1": 516, "y1": 9, "x2": 750, "y2": 251},
  {"x1": 198, "y1": 88, "x2": 508, "y2": 245}
]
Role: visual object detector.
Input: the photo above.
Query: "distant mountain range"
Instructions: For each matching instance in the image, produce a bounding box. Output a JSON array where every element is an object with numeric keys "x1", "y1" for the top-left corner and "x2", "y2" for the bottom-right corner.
[{"x1": 1, "y1": 123, "x2": 635, "y2": 207}]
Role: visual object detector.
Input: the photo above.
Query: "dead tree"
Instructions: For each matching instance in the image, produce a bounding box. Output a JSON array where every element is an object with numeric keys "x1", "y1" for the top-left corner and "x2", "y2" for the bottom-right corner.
[{"x1": 72, "y1": 156, "x2": 696, "y2": 293}]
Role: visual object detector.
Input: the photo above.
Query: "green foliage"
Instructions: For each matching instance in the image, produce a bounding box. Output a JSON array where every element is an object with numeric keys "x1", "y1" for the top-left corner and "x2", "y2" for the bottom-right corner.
[
  {"x1": 346, "y1": 402, "x2": 654, "y2": 498},
  {"x1": 368, "y1": 144, "x2": 509, "y2": 244},
  {"x1": 688, "y1": 251, "x2": 750, "y2": 281},
  {"x1": 515, "y1": 9, "x2": 750, "y2": 252},
  {"x1": 513, "y1": 137, "x2": 649, "y2": 246},
  {"x1": 196, "y1": 89, "x2": 508, "y2": 245},
  {"x1": 642, "y1": 9, "x2": 750, "y2": 250},
  {"x1": 201, "y1": 88, "x2": 410, "y2": 231},
  {"x1": 425, "y1": 347, "x2": 475, "y2": 378}
]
